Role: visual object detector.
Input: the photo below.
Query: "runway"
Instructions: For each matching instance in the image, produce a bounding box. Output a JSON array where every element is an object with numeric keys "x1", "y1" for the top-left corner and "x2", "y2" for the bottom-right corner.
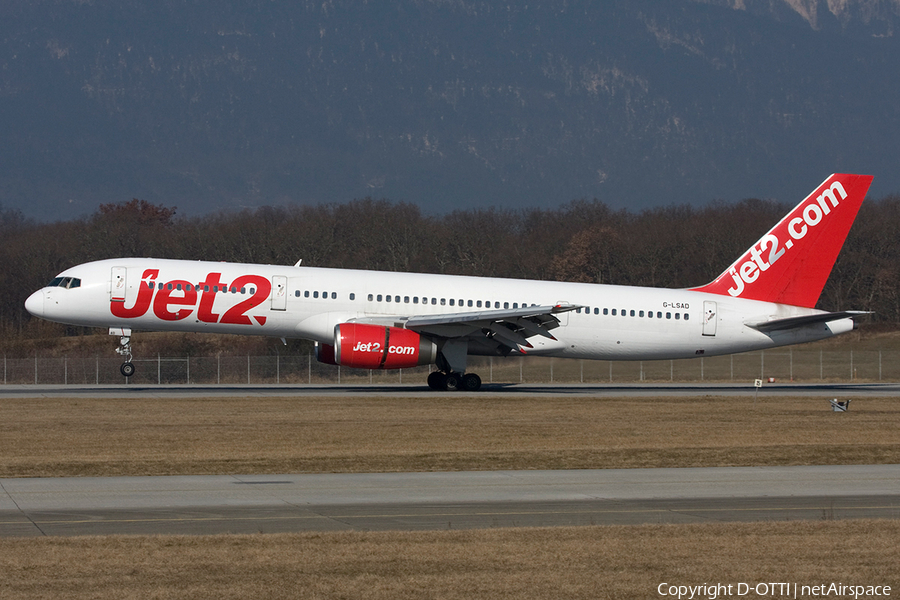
[
  {"x1": 2, "y1": 465, "x2": 899, "y2": 536},
  {"x1": 2, "y1": 381, "x2": 900, "y2": 398}
]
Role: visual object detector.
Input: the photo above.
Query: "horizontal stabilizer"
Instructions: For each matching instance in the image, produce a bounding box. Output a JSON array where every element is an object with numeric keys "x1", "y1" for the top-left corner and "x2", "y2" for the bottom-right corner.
[{"x1": 746, "y1": 311, "x2": 872, "y2": 332}]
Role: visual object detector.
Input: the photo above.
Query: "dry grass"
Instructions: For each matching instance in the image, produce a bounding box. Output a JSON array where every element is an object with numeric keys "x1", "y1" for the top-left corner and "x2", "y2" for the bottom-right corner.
[
  {"x1": 0, "y1": 521, "x2": 897, "y2": 599},
  {"x1": 1, "y1": 395, "x2": 899, "y2": 477}
]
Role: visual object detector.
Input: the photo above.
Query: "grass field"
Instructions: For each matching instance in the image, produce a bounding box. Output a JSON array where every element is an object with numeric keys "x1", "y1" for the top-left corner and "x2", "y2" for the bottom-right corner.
[
  {"x1": 1, "y1": 395, "x2": 899, "y2": 477},
  {"x1": 2, "y1": 393, "x2": 897, "y2": 598},
  {"x1": 1, "y1": 522, "x2": 897, "y2": 599}
]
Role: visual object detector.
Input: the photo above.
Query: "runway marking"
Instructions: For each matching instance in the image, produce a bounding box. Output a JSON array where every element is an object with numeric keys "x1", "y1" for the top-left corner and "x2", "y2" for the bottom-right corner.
[{"x1": 4, "y1": 503, "x2": 898, "y2": 528}]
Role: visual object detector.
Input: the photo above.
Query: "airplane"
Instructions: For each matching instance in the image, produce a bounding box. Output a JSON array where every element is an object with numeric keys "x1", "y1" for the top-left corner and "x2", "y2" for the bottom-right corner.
[{"x1": 24, "y1": 173, "x2": 873, "y2": 391}]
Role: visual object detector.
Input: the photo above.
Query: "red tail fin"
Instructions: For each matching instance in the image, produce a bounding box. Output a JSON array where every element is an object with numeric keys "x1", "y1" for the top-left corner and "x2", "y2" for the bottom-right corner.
[{"x1": 691, "y1": 173, "x2": 873, "y2": 308}]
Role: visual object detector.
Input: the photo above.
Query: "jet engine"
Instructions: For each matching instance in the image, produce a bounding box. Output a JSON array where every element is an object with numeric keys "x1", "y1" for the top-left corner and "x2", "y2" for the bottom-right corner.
[{"x1": 316, "y1": 323, "x2": 437, "y2": 369}]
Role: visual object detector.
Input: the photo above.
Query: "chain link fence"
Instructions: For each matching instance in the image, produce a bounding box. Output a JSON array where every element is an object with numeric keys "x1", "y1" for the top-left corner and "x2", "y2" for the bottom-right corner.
[{"x1": 3, "y1": 349, "x2": 898, "y2": 385}]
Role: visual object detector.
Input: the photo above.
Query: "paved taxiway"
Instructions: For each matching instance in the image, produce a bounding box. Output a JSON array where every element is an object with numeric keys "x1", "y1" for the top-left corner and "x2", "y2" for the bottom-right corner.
[
  {"x1": 3, "y1": 382, "x2": 900, "y2": 398},
  {"x1": 2, "y1": 465, "x2": 899, "y2": 536}
]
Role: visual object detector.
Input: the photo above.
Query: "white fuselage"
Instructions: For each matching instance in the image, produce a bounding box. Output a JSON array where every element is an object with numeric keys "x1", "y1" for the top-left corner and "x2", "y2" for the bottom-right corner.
[{"x1": 26, "y1": 258, "x2": 852, "y2": 361}]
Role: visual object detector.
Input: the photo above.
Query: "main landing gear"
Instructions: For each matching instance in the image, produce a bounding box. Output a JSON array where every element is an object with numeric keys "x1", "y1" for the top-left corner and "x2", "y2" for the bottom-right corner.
[
  {"x1": 427, "y1": 370, "x2": 482, "y2": 392},
  {"x1": 111, "y1": 328, "x2": 135, "y2": 377}
]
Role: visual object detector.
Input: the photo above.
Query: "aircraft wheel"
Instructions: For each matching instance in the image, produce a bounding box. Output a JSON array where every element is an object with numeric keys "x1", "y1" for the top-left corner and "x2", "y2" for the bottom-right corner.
[
  {"x1": 427, "y1": 371, "x2": 447, "y2": 390},
  {"x1": 120, "y1": 362, "x2": 136, "y2": 378},
  {"x1": 444, "y1": 372, "x2": 462, "y2": 391},
  {"x1": 461, "y1": 373, "x2": 482, "y2": 391}
]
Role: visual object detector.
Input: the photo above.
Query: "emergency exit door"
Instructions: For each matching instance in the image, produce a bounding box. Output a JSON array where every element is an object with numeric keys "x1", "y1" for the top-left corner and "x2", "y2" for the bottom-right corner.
[
  {"x1": 111, "y1": 266, "x2": 127, "y2": 302},
  {"x1": 702, "y1": 301, "x2": 717, "y2": 336},
  {"x1": 271, "y1": 275, "x2": 287, "y2": 311}
]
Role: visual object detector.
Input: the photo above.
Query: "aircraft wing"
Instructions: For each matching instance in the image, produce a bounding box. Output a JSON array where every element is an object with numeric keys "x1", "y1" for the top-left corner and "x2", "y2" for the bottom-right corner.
[
  {"x1": 746, "y1": 311, "x2": 872, "y2": 333},
  {"x1": 355, "y1": 303, "x2": 581, "y2": 351}
]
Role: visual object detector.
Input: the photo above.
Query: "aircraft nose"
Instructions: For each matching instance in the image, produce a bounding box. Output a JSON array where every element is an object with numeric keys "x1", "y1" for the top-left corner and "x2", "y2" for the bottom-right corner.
[{"x1": 25, "y1": 290, "x2": 45, "y2": 317}]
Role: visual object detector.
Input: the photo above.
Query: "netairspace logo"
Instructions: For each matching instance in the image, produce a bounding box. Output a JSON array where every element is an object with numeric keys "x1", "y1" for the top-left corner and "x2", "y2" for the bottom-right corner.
[{"x1": 657, "y1": 582, "x2": 892, "y2": 599}]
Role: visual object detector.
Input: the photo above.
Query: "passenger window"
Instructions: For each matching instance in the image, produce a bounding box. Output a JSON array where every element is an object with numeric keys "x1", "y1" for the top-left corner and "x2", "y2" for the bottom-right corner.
[
  {"x1": 603, "y1": 308, "x2": 608, "y2": 315},
  {"x1": 368, "y1": 294, "x2": 374, "y2": 301},
  {"x1": 611, "y1": 309, "x2": 617, "y2": 316},
  {"x1": 675, "y1": 313, "x2": 680, "y2": 320},
  {"x1": 313, "y1": 291, "x2": 319, "y2": 298},
  {"x1": 441, "y1": 298, "x2": 446, "y2": 306},
  {"x1": 594, "y1": 308, "x2": 599, "y2": 315},
  {"x1": 386, "y1": 295, "x2": 392, "y2": 302},
  {"x1": 431, "y1": 298, "x2": 437, "y2": 305},
  {"x1": 449, "y1": 299, "x2": 455, "y2": 306},
  {"x1": 476, "y1": 301, "x2": 482, "y2": 308},
  {"x1": 504, "y1": 302, "x2": 509, "y2": 309},
  {"x1": 377, "y1": 294, "x2": 383, "y2": 302},
  {"x1": 684, "y1": 313, "x2": 689, "y2": 321},
  {"x1": 242, "y1": 288, "x2": 247, "y2": 294},
  {"x1": 513, "y1": 303, "x2": 519, "y2": 308},
  {"x1": 666, "y1": 312, "x2": 671, "y2": 319},
  {"x1": 630, "y1": 310, "x2": 635, "y2": 317},
  {"x1": 657, "y1": 311, "x2": 662, "y2": 318},
  {"x1": 468, "y1": 300, "x2": 473, "y2": 307}
]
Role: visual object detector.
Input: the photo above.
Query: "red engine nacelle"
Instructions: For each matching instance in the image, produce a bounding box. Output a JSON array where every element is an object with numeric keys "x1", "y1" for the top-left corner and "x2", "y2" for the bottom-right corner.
[{"x1": 317, "y1": 323, "x2": 437, "y2": 370}]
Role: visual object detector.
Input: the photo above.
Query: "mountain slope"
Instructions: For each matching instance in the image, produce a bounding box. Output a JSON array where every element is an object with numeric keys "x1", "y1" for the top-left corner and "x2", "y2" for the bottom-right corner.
[{"x1": 1, "y1": 0, "x2": 899, "y2": 220}]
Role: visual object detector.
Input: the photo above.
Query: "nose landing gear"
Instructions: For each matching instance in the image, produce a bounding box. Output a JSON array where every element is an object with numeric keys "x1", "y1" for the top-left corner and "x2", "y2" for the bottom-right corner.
[{"x1": 110, "y1": 328, "x2": 135, "y2": 377}]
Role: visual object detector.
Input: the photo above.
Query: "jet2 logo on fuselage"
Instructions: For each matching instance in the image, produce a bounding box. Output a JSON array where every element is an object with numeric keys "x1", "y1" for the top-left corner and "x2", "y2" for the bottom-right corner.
[{"x1": 110, "y1": 269, "x2": 272, "y2": 326}]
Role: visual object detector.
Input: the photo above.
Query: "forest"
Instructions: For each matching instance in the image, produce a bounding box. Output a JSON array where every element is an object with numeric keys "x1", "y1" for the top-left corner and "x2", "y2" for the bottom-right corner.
[{"x1": 2, "y1": 193, "x2": 899, "y2": 349}]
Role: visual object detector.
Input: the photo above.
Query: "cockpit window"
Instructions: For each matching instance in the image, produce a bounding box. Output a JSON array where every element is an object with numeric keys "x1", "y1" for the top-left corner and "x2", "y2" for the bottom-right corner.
[{"x1": 47, "y1": 277, "x2": 81, "y2": 289}]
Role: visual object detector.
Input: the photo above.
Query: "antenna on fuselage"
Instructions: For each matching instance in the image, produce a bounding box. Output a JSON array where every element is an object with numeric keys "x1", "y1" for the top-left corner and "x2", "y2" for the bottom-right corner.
[{"x1": 294, "y1": 259, "x2": 302, "y2": 267}]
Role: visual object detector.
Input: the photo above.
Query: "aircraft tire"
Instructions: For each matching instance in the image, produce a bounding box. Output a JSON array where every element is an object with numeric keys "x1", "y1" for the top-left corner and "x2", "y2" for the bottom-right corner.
[
  {"x1": 444, "y1": 372, "x2": 462, "y2": 391},
  {"x1": 462, "y1": 373, "x2": 482, "y2": 391},
  {"x1": 427, "y1": 371, "x2": 447, "y2": 390},
  {"x1": 120, "y1": 362, "x2": 135, "y2": 378}
]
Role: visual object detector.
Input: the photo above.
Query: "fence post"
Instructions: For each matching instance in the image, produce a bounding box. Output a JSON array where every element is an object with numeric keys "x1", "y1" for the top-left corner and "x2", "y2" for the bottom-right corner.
[
  {"x1": 247, "y1": 355, "x2": 251, "y2": 384},
  {"x1": 761, "y1": 350, "x2": 764, "y2": 378},
  {"x1": 820, "y1": 349, "x2": 823, "y2": 380},
  {"x1": 276, "y1": 353, "x2": 280, "y2": 385},
  {"x1": 879, "y1": 350, "x2": 882, "y2": 381},
  {"x1": 186, "y1": 355, "x2": 190, "y2": 384},
  {"x1": 34, "y1": 353, "x2": 37, "y2": 385},
  {"x1": 308, "y1": 354, "x2": 311, "y2": 384},
  {"x1": 670, "y1": 359, "x2": 673, "y2": 382},
  {"x1": 217, "y1": 354, "x2": 221, "y2": 385},
  {"x1": 158, "y1": 354, "x2": 161, "y2": 385},
  {"x1": 730, "y1": 354, "x2": 733, "y2": 381},
  {"x1": 850, "y1": 350, "x2": 854, "y2": 381},
  {"x1": 96, "y1": 356, "x2": 99, "y2": 385}
]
